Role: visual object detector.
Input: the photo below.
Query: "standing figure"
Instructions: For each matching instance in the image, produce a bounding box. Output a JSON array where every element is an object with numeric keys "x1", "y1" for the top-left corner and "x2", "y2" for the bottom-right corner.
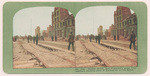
[
  {"x1": 89, "y1": 35, "x2": 92, "y2": 42},
  {"x1": 27, "y1": 36, "x2": 29, "y2": 43},
  {"x1": 117, "y1": 35, "x2": 119, "y2": 40},
  {"x1": 51, "y1": 36, "x2": 54, "y2": 41},
  {"x1": 55, "y1": 36, "x2": 57, "y2": 41},
  {"x1": 41, "y1": 36, "x2": 44, "y2": 41},
  {"x1": 129, "y1": 31, "x2": 136, "y2": 50},
  {"x1": 33, "y1": 36, "x2": 35, "y2": 44},
  {"x1": 97, "y1": 34, "x2": 101, "y2": 45},
  {"x1": 36, "y1": 35, "x2": 38, "y2": 45},
  {"x1": 68, "y1": 32, "x2": 74, "y2": 51},
  {"x1": 95, "y1": 35, "x2": 98, "y2": 43},
  {"x1": 76, "y1": 36, "x2": 79, "y2": 40},
  {"x1": 93, "y1": 35, "x2": 94, "y2": 40},
  {"x1": 114, "y1": 35, "x2": 116, "y2": 40}
]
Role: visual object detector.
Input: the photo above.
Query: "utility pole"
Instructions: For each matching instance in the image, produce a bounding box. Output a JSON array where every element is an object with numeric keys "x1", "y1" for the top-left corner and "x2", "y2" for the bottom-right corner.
[{"x1": 93, "y1": 14, "x2": 94, "y2": 35}]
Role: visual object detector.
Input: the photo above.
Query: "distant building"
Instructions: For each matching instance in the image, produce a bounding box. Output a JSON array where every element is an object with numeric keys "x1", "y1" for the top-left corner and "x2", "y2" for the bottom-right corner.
[
  {"x1": 109, "y1": 24, "x2": 116, "y2": 37},
  {"x1": 46, "y1": 25, "x2": 54, "y2": 38},
  {"x1": 52, "y1": 7, "x2": 75, "y2": 38},
  {"x1": 48, "y1": 25, "x2": 54, "y2": 38},
  {"x1": 97, "y1": 25, "x2": 103, "y2": 36},
  {"x1": 35, "y1": 26, "x2": 41, "y2": 37},
  {"x1": 42, "y1": 30, "x2": 48, "y2": 37}
]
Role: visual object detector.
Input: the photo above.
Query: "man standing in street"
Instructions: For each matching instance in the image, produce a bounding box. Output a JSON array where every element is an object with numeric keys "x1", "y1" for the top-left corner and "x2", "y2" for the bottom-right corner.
[
  {"x1": 114, "y1": 35, "x2": 116, "y2": 40},
  {"x1": 36, "y1": 34, "x2": 38, "y2": 45},
  {"x1": 33, "y1": 36, "x2": 35, "y2": 44},
  {"x1": 97, "y1": 34, "x2": 101, "y2": 45},
  {"x1": 51, "y1": 36, "x2": 54, "y2": 41},
  {"x1": 129, "y1": 31, "x2": 136, "y2": 50},
  {"x1": 68, "y1": 32, "x2": 74, "y2": 51},
  {"x1": 55, "y1": 36, "x2": 57, "y2": 41},
  {"x1": 89, "y1": 35, "x2": 92, "y2": 42},
  {"x1": 27, "y1": 36, "x2": 29, "y2": 43},
  {"x1": 117, "y1": 35, "x2": 119, "y2": 40},
  {"x1": 95, "y1": 35, "x2": 98, "y2": 43}
]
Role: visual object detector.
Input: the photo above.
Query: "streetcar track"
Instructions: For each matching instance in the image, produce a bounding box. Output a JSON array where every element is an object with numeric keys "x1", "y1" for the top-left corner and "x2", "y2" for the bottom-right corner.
[
  {"x1": 29, "y1": 43, "x2": 76, "y2": 67},
  {"x1": 92, "y1": 43, "x2": 137, "y2": 65},
  {"x1": 91, "y1": 43, "x2": 137, "y2": 66},
  {"x1": 79, "y1": 39, "x2": 137, "y2": 66},
  {"x1": 79, "y1": 40, "x2": 107, "y2": 67},
  {"x1": 16, "y1": 40, "x2": 46, "y2": 68}
]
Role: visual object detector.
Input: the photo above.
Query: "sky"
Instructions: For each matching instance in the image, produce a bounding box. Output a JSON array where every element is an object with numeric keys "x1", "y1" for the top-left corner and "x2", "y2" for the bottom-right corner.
[
  {"x1": 13, "y1": 6, "x2": 134, "y2": 36},
  {"x1": 13, "y1": 7, "x2": 54, "y2": 36},
  {"x1": 75, "y1": 6, "x2": 134, "y2": 35}
]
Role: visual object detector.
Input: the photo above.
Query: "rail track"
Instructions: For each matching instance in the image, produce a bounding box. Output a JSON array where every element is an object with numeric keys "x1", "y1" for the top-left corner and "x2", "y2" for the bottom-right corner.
[
  {"x1": 79, "y1": 39, "x2": 137, "y2": 67},
  {"x1": 21, "y1": 41, "x2": 76, "y2": 68},
  {"x1": 17, "y1": 39, "x2": 137, "y2": 67},
  {"x1": 79, "y1": 40, "x2": 106, "y2": 66}
]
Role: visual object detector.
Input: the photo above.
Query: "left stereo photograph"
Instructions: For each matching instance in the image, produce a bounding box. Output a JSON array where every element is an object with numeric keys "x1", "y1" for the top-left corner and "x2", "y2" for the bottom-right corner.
[{"x1": 13, "y1": 7, "x2": 76, "y2": 68}]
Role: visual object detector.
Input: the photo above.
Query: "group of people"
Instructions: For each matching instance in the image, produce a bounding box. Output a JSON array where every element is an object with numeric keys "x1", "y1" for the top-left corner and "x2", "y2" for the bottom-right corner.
[
  {"x1": 89, "y1": 34, "x2": 102, "y2": 45},
  {"x1": 51, "y1": 32, "x2": 75, "y2": 51},
  {"x1": 25, "y1": 31, "x2": 136, "y2": 51},
  {"x1": 89, "y1": 31, "x2": 136, "y2": 50},
  {"x1": 26, "y1": 32, "x2": 75, "y2": 51},
  {"x1": 27, "y1": 35, "x2": 39, "y2": 45}
]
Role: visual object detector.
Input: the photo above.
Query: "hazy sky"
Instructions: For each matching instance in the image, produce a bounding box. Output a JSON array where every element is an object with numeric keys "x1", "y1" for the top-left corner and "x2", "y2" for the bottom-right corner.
[
  {"x1": 76, "y1": 6, "x2": 134, "y2": 35},
  {"x1": 13, "y1": 7, "x2": 54, "y2": 36},
  {"x1": 13, "y1": 6, "x2": 134, "y2": 36}
]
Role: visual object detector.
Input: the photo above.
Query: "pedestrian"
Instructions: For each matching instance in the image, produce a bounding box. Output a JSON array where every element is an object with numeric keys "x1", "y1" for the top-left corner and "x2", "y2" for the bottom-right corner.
[
  {"x1": 33, "y1": 36, "x2": 35, "y2": 44},
  {"x1": 68, "y1": 32, "x2": 74, "y2": 51},
  {"x1": 93, "y1": 35, "x2": 94, "y2": 40},
  {"x1": 76, "y1": 36, "x2": 79, "y2": 40},
  {"x1": 89, "y1": 35, "x2": 92, "y2": 42},
  {"x1": 27, "y1": 36, "x2": 29, "y2": 43},
  {"x1": 36, "y1": 35, "x2": 38, "y2": 45},
  {"x1": 42, "y1": 36, "x2": 44, "y2": 41},
  {"x1": 114, "y1": 35, "x2": 116, "y2": 40},
  {"x1": 15, "y1": 36, "x2": 17, "y2": 42},
  {"x1": 55, "y1": 36, "x2": 57, "y2": 41},
  {"x1": 117, "y1": 35, "x2": 119, "y2": 40},
  {"x1": 97, "y1": 34, "x2": 101, "y2": 45},
  {"x1": 129, "y1": 31, "x2": 136, "y2": 50},
  {"x1": 95, "y1": 35, "x2": 98, "y2": 43},
  {"x1": 51, "y1": 36, "x2": 54, "y2": 41}
]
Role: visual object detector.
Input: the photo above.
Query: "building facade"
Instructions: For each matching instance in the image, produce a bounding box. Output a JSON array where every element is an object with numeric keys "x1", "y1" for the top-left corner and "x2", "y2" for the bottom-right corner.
[
  {"x1": 122, "y1": 13, "x2": 137, "y2": 38},
  {"x1": 105, "y1": 29, "x2": 109, "y2": 37},
  {"x1": 46, "y1": 25, "x2": 54, "y2": 38},
  {"x1": 52, "y1": 7, "x2": 75, "y2": 38},
  {"x1": 111, "y1": 6, "x2": 137, "y2": 39},
  {"x1": 97, "y1": 25, "x2": 103, "y2": 36},
  {"x1": 35, "y1": 26, "x2": 41, "y2": 37},
  {"x1": 114, "y1": 6, "x2": 131, "y2": 37}
]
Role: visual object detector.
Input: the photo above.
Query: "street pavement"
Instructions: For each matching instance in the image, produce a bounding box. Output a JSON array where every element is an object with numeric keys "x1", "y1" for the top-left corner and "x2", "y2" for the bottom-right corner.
[
  {"x1": 77, "y1": 38, "x2": 137, "y2": 67},
  {"x1": 13, "y1": 38, "x2": 137, "y2": 68},
  {"x1": 13, "y1": 40, "x2": 44, "y2": 68}
]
